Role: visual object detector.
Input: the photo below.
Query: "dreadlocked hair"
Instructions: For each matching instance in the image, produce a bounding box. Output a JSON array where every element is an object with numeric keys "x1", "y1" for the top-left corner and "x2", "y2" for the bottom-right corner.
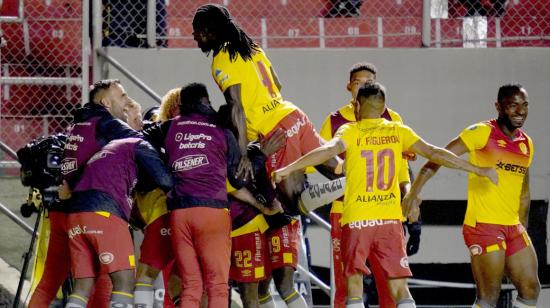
[{"x1": 193, "y1": 4, "x2": 259, "y2": 62}]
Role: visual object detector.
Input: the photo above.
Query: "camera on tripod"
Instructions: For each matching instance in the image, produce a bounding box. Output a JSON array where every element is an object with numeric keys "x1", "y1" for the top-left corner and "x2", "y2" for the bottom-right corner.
[{"x1": 16, "y1": 133, "x2": 67, "y2": 216}]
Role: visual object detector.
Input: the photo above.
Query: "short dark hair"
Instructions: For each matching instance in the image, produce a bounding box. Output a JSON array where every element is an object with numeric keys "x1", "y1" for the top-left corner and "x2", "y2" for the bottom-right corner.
[
  {"x1": 357, "y1": 81, "x2": 386, "y2": 102},
  {"x1": 349, "y1": 62, "x2": 377, "y2": 81},
  {"x1": 179, "y1": 82, "x2": 210, "y2": 114},
  {"x1": 89, "y1": 79, "x2": 120, "y2": 103},
  {"x1": 497, "y1": 83, "x2": 524, "y2": 103}
]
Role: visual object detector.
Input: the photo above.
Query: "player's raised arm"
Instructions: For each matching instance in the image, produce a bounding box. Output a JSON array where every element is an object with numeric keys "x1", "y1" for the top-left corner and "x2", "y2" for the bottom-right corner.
[{"x1": 273, "y1": 137, "x2": 346, "y2": 184}]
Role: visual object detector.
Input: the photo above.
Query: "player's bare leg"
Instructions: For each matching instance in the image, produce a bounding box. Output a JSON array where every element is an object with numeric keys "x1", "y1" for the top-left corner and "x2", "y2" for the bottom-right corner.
[
  {"x1": 65, "y1": 278, "x2": 94, "y2": 308},
  {"x1": 471, "y1": 250, "x2": 506, "y2": 306},
  {"x1": 134, "y1": 263, "x2": 160, "y2": 308},
  {"x1": 258, "y1": 279, "x2": 276, "y2": 308},
  {"x1": 505, "y1": 245, "x2": 540, "y2": 307},
  {"x1": 346, "y1": 273, "x2": 365, "y2": 308},
  {"x1": 387, "y1": 278, "x2": 415, "y2": 307},
  {"x1": 110, "y1": 269, "x2": 135, "y2": 308},
  {"x1": 238, "y1": 282, "x2": 260, "y2": 308}
]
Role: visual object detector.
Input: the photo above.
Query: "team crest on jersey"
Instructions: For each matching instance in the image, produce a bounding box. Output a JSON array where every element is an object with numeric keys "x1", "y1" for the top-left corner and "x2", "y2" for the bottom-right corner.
[
  {"x1": 497, "y1": 140, "x2": 507, "y2": 148},
  {"x1": 519, "y1": 142, "x2": 528, "y2": 155},
  {"x1": 215, "y1": 69, "x2": 222, "y2": 77},
  {"x1": 469, "y1": 244, "x2": 482, "y2": 256},
  {"x1": 99, "y1": 252, "x2": 114, "y2": 264},
  {"x1": 173, "y1": 154, "x2": 209, "y2": 171},
  {"x1": 400, "y1": 257, "x2": 409, "y2": 268}
]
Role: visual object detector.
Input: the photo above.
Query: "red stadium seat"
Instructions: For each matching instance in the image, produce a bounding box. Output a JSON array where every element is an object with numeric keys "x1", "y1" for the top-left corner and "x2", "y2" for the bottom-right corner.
[
  {"x1": 0, "y1": 117, "x2": 45, "y2": 152},
  {"x1": 24, "y1": 0, "x2": 82, "y2": 19},
  {"x1": 166, "y1": 17, "x2": 195, "y2": 48},
  {"x1": 1, "y1": 23, "x2": 27, "y2": 63},
  {"x1": 360, "y1": 0, "x2": 422, "y2": 17},
  {"x1": 382, "y1": 17, "x2": 422, "y2": 47},
  {"x1": 323, "y1": 18, "x2": 378, "y2": 47},
  {"x1": 265, "y1": 18, "x2": 320, "y2": 48},
  {"x1": 500, "y1": 15, "x2": 550, "y2": 47},
  {"x1": 27, "y1": 20, "x2": 82, "y2": 65},
  {"x1": 165, "y1": 0, "x2": 225, "y2": 18},
  {"x1": 506, "y1": 0, "x2": 549, "y2": 19},
  {"x1": 431, "y1": 18, "x2": 464, "y2": 47},
  {"x1": 227, "y1": 0, "x2": 322, "y2": 18}
]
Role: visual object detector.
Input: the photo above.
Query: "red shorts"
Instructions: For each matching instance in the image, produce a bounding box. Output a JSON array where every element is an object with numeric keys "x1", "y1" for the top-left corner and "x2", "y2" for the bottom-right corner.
[
  {"x1": 230, "y1": 230, "x2": 269, "y2": 283},
  {"x1": 264, "y1": 109, "x2": 324, "y2": 174},
  {"x1": 265, "y1": 219, "x2": 301, "y2": 270},
  {"x1": 342, "y1": 220, "x2": 411, "y2": 279},
  {"x1": 140, "y1": 214, "x2": 173, "y2": 270},
  {"x1": 67, "y1": 212, "x2": 135, "y2": 278},
  {"x1": 463, "y1": 223, "x2": 531, "y2": 257}
]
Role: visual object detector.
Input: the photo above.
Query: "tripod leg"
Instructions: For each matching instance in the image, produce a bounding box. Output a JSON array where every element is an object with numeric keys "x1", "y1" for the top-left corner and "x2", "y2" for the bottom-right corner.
[{"x1": 14, "y1": 207, "x2": 42, "y2": 308}]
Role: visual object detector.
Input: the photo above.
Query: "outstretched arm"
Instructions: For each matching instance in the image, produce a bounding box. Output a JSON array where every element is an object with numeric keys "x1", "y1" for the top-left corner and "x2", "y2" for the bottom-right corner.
[
  {"x1": 409, "y1": 137, "x2": 469, "y2": 196},
  {"x1": 273, "y1": 137, "x2": 346, "y2": 184},
  {"x1": 403, "y1": 136, "x2": 495, "y2": 222}
]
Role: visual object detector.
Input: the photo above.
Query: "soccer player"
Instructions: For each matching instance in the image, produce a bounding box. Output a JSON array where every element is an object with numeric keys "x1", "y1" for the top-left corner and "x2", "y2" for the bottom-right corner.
[
  {"x1": 228, "y1": 138, "x2": 286, "y2": 308},
  {"x1": 63, "y1": 136, "x2": 172, "y2": 308},
  {"x1": 29, "y1": 79, "x2": 139, "y2": 308},
  {"x1": 273, "y1": 82, "x2": 497, "y2": 308},
  {"x1": 319, "y1": 62, "x2": 419, "y2": 308},
  {"x1": 192, "y1": 5, "x2": 339, "y2": 307},
  {"x1": 146, "y1": 83, "x2": 245, "y2": 308},
  {"x1": 402, "y1": 84, "x2": 539, "y2": 308}
]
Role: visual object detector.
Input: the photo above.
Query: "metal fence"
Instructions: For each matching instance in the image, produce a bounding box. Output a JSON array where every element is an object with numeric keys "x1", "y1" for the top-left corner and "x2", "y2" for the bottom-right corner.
[{"x1": 101, "y1": 0, "x2": 548, "y2": 49}]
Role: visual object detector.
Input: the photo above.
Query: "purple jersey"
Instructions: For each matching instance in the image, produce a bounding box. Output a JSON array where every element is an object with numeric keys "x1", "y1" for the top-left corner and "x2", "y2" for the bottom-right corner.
[
  {"x1": 165, "y1": 114, "x2": 231, "y2": 208},
  {"x1": 73, "y1": 138, "x2": 141, "y2": 220},
  {"x1": 61, "y1": 117, "x2": 102, "y2": 188}
]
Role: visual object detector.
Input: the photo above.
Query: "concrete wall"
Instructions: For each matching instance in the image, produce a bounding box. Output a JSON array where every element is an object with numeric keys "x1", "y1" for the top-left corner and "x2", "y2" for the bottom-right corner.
[{"x1": 107, "y1": 47, "x2": 550, "y2": 264}]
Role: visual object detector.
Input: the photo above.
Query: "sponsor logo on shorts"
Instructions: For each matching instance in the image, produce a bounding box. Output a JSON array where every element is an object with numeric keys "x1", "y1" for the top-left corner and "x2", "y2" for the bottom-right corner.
[
  {"x1": 160, "y1": 228, "x2": 171, "y2": 236},
  {"x1": 332, "y1": 238, "x2": 341, "y2": 253},
  {"x1": 241, "y1": 269, "x2": 252, "y2": 277},
  {"x1": 469, "y1": 244, "x2": 483, "y2": 256},
  {"x1": 286, "y1": 117, "x2": 306, "y2": 138},
  {"x1": 400, "y1": 257, "x2": 409, "y2": 268},
  {"x1": 99, "y1": 252, "x2": 114, "y2": 264},
  {"x1": 173, "y1": 154, "x2": 209, "y2": 172},
  {"x1": 348, "y1": 219, "x2": 398, "y2": 229},
  {"x1": 68, "y1": 224, "x2": 103, "y2": 239}
]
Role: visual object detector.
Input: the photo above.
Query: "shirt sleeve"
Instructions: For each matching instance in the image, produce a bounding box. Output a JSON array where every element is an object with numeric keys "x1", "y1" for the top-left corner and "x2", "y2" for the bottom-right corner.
[
  {"x1": 135, "y1": 140, "x2": 173, "y2": 193},
  {"x1": 398, "y1": 124, "x2": 421, "y2": 151},
  {"x1": 319, "y1": 115, "x2": 333, "y2": 141},
  {"x1": 212, "y1": 53, "x2": 242, "y2": 93},
  {"x1": 334, "y1": 123, "x2": 353, "y2": 148},
  {"x1": 527, "y1": 136, "x2": 534, "y2": 166},
  {"x1": 224, "y1": 129, "x2": 246, "y2": 189},
  {"x1": 458, "y1": 123, "x2": 491, "y2": 152}
]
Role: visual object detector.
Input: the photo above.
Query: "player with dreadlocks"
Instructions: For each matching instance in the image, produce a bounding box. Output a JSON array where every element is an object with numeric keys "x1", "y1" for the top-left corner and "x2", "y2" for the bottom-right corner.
[{"x1": 192, "y1": 4, "x2": 341, "y2": 308}]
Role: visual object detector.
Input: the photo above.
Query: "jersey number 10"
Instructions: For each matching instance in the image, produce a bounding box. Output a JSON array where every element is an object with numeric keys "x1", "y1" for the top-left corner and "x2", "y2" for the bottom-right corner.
[{"x1": 361, "y1": 149, "x2": 395, "y2": 192}]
